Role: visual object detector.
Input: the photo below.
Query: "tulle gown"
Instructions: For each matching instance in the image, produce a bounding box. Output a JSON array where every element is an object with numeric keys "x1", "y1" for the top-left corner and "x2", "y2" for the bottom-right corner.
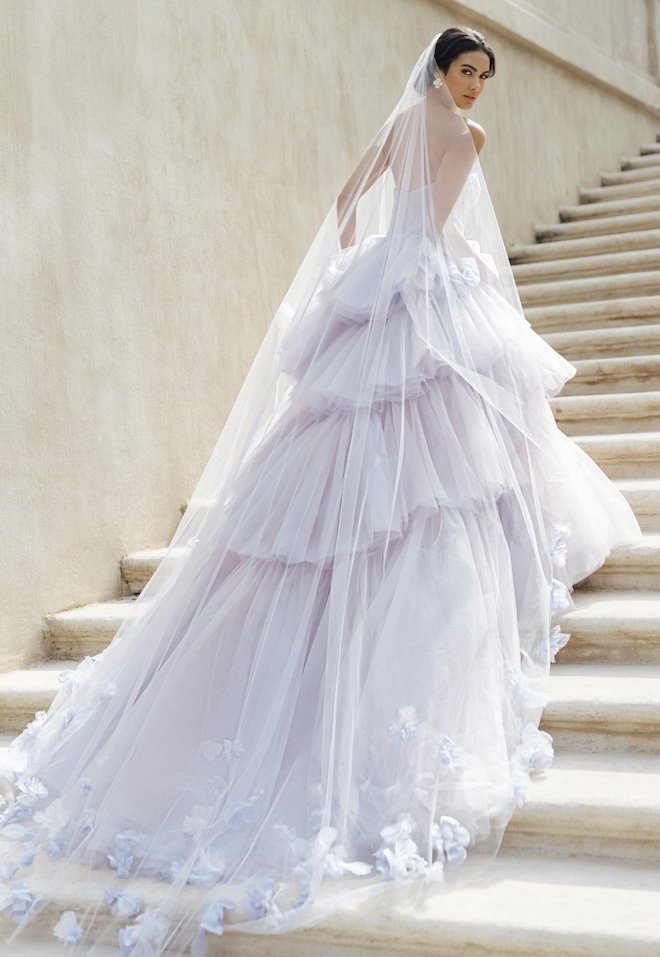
[{"x1": 0, "y1": 166, "x2": 644, "y2": 953}]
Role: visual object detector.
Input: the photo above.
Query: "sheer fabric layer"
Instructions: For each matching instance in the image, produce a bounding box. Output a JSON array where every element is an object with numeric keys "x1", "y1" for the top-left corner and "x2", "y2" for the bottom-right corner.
[{"x1": 0, "y1": 31, "x2": 643, "y2": 957}]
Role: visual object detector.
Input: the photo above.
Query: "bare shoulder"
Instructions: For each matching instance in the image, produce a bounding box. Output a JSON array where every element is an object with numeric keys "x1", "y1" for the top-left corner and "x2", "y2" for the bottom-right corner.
[{"x1": 465, "y1": 118, "x2": 486, "y2": 155}]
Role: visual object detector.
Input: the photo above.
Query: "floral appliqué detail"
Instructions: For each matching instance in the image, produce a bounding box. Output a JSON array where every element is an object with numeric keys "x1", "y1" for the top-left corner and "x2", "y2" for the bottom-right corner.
[
  {"x1": 431, "y1": 815, "x2": 470, "y2": 865},
  {"x1": 201, "y1": 738, "x2": 244, "y2": 762},
  {"x1": 0, "y1": 879, "x2": 38, "y2": 923},
  {"x1": 389, "y1": 706, "x2": 418, "y2": 743},
  {"x1": 117, "y1": 906, "x2": 168, "y2": 955},
  {"x1": 243, "y1": 877, "x2": 285, "y2": 923},
  {"x1": 53, "y1": 910, "x2": 83, "y2": 945},
  {"x1": 374, "y1": 814, "x2": 428, "y2": 880},
  {"x1": 549, "y1": 624, "x2": 570, "y2": 662}
]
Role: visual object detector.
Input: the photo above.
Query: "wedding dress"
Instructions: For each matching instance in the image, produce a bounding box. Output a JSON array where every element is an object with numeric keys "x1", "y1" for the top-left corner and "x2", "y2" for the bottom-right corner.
[{"x1": 0, "y1": 33, "x2": 643, "y2": 955}]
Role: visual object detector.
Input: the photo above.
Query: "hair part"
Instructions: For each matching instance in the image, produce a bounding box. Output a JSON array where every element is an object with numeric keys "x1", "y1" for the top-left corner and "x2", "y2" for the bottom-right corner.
[{"x1": 434, "y1": 26, "x2": 496, "y2": 77}]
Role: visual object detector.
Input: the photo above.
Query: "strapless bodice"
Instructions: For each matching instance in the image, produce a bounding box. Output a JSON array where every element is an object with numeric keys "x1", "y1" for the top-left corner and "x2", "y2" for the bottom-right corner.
[{"x1": 390, "y1": 182, "x2": 433, "y2": 236}]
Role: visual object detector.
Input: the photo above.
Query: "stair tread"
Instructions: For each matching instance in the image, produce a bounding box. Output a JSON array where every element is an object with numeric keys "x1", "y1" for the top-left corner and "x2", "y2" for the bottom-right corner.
[
  {"x1": 11, "y1": 852, "x2": 660, "y2": 956},
  {"x1": 514, "y1": 247, "x2": 660, "y2": 278},
  {"x1": 553, "y1": 389, "x2": 660, "y2": 404},
  {"x1": 615, "y1": 476, "x2": 660, "y2": 490},
  {"x1": 558, "y1": 588, "x2": 660, "y2": 627},
  {"x1": 522, "y1": 268, "x2": 660, "y2": 293},
  {"x1": 518, "y1": 753, "x2": 660, "y2": 814},
  {"x1": 570, "y1": 353, "x2": 660, "y2": 372},
  {"x1": 45, "y1": 596, "x2": 137, "y2": 627},
  {"x1": 572, "y1": 428, "x2": 660, "y2": 442},
  {"x1": 511, "y1": 227, "x2": 660, "y2": 261},
  {"x1": 545, "y1": 661, "x2": 660, "y2": 701}
]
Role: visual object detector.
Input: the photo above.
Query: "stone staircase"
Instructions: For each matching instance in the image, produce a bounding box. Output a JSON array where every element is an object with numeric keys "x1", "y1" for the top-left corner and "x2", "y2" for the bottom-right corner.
[{"x1": 3, "y1": 138, "x2": 660, "y2": 954}]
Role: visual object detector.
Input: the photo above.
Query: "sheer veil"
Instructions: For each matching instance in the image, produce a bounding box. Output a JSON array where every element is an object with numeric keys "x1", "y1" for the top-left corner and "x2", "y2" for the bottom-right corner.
[{"x1": 0, "y1": 30, "x2": 641, "y2": 955}]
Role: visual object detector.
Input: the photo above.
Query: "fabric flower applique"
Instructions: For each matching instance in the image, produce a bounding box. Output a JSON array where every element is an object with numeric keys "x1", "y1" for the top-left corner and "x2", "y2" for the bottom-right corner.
[
  {"x1": 549, "y1": 624, "x2": 571, "y2": 662},
  {"x1": 508, "y1": 671, "x2": 547, "y2": 715},
  {"x1": 273, "y1": 822, "x2": 312, "y2": 861},
  {"x1": 187, "y1": 846, "x2": 227, "y2": 887},
  {"x1": 53, "y1": 909, "x2": 83, "y2": 945},
  {"x1": 182, "y1": 804, "x2": 212, "y2": 839},
  {"x1": 431, "y1": 815, "x2": 470, "y2": 866},
  {"x1": 201, "y1": 738, "x2": 244, "y2": 763},
  {"x1": 515, "y1": 722, "x2": 554, "y2": 773},
  {"x1": 16, "y1": 774, "x2": 48, "y2": 806},
  {"x1": 242, "y1": 877, "x2": 285, "y2": 923},
  {"x1": 78, "y1": 807, "x2": 97, "y2": 837},
  {"x1": 23, "y1": 710, "x2": 48, "y2": 740},
  {"x1": 279, "y1": 823, "x2": 372, "y2": 908},
  {"x1": 154, "y1": 858, "x2": 185, "y2": 883},
  {"x1": 100, "y1": 681, "x2": 117, "y2": 700},
  {"x1": 437, "y1": 734, "x2": 469, "y2": 771},
  {"x1": 511, "y1": 768, "x2": 531, "y2": 807},
  {"x1": 104, "y1": 886, "x2": 143, "y2": 918},
  {"x1": 61, "y1": 709, "x2": 76, "y2": 730},
  {"x1": 0, "y1": 860, "x2": 19, "y2": 880},
  {"x1": 107, "y1": 830, "x2": 147, "y2": 878},
  {"x1": 550, "y1": 577, "x2": 572, "y2": 615},
  {"x1": 226, "y1": 790, "x2": 264, "y2": 828},
  {"x1": 117, "y1": 906, "x2": 168, "y2": 955},
  {"x1": 374, "y1": 814, "x2": 428, "y2": 880},
  {"x1": 77, "y1": 777, "x2": 93, "y2": 795},
  {"x1": 388, "y1": 705, "x2": 418, "y2": 743},
  {"x1": 550, "y1": 532, "x2": 568, "y2": 570},
  {"x1": 0, "y1": 879, "x2": 38, "y2": 923},
  {"x1": 191, "y1": 895, "x2": 237, "y2": 955}
]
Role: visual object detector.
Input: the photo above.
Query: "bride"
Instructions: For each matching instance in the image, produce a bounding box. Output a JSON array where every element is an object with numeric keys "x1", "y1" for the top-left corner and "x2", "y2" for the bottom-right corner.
[{"x1": 0, "y1": 26, "x2": 643, "y2": 955}]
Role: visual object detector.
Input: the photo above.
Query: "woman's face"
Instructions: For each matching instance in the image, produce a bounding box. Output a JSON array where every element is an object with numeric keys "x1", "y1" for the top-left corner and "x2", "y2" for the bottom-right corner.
[{"x1": 439, "y1": 49, "x2": 492, "y2": 110}]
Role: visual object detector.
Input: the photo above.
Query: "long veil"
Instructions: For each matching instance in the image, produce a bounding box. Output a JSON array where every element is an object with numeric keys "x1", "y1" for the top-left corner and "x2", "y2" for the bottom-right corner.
[{"x1": 0, "y1": 31, "x2": 641, "y2": 955}]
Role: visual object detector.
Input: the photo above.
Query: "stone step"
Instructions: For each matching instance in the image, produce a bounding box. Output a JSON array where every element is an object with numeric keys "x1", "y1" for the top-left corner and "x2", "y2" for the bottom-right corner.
[
  {"x1": 614, "y1": 477, "x2": 660, "y2": 533},
  {"x1": 554, "y1": 589, "x2": 660, "y2": 663},
  {"x1": 519, "y1": 271, "x2": 660, "y2": 307},
  {"x1": 503, "y1": 750, "x2": 660, "y2": 862},
  {"x1": 527, "y1": 296, "x2": 660, "y2": 334},
  {"x1": 510, "y1": 227, "x2": 660, "y2": 264},
  {"x1": 538, "y1": 207, "x2": 660, "y2": 240},
  {"x1": 122, "y1": 547, "x2": 168, "y2": 594},
  {"x1": 1, "y1": 658, "x2": 658, "y2": 756},
  {"x1": 572, "y1": 431, "x2": 660, "y2": 478},
  {"x1": 550, "y1": 390, "x2": 660, "y2": 434},
  {"x1": 640, "y1": 142, "x2": 660, "y2": 155},
  {"x1": 576, "y1": 534, "x2": 660, "y2": 592},
  {"x1": 7, "y1": 853, "x2": 660, "y2": 957},
  {"x1": 561, "y1": 355, "x2": 660, "y2": 395},
  {"x1": 542, "y1": 323, "x2": 660, "y2": 360},
  {"x1": 513, "y1": 247, "x2": 660, "y2": 284},
  {"x1": 601, "y1": 164, "x2": 660, "y2": 185},
  {"x1": 43, "y1": 597, "x2": 138, "y2": 658},
  {"x1": 0, "y1": 660, "x2": 69, "y2": 733},
  {"x1": 621, "y1": 152, "x2": 660, "y2": 170},
  {"x1": 578, "y1": 177, "x2": 660, "y2": 204},
  {"x1": 540, "y1": 662, "x2": 660, "y2": 752}
]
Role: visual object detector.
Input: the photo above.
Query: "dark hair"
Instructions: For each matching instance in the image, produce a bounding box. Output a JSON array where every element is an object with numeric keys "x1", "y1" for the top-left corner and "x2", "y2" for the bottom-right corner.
[{"x1": 434, "y1": 26, "x2": 496, "y2": 77}]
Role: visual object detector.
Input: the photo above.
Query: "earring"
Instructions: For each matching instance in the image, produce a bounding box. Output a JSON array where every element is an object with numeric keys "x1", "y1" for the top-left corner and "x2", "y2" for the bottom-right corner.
[{"x1": 433, "y1": 76, "x2": 443, "y2": 88}]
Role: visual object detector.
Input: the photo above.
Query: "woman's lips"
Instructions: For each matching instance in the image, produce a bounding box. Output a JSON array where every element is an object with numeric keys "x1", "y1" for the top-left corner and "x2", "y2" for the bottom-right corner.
[{"x1": 464, "y1": 94, "x2": 476, "y2": 101}]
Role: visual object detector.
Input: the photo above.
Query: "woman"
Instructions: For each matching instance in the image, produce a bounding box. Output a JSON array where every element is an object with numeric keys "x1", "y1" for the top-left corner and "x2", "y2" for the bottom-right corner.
[{"x1": 0, "y1": 27, "x2": 643, "y2": 955}]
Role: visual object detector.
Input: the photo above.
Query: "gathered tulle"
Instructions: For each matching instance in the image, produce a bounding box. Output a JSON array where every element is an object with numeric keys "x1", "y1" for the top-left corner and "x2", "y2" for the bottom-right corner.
[{"x1": 0, "y1": 34, "x2": 645, "y2": 957}]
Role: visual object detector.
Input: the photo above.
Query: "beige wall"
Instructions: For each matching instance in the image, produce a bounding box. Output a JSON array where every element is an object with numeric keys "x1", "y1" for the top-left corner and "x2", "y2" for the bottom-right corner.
[{"x1": 2, "y1": 0, "x2": 659, "y2": 670}]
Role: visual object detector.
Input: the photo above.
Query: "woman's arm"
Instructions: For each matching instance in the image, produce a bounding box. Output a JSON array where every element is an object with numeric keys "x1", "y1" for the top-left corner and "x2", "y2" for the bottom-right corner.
[{"x1": 336, "y1": 126, "x2": 394, "y2": 249}]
